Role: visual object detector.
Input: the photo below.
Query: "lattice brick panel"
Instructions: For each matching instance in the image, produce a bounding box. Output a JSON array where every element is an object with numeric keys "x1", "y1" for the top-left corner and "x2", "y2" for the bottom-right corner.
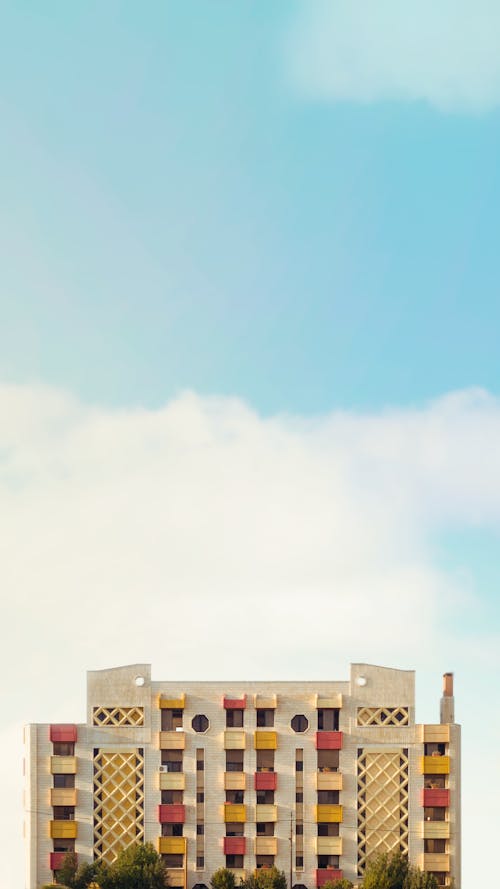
[
  {"x1": 357, "y1": 748, "x2": 409, "y2": 876},
  {"x1": 93, "y1": 749, "x2": 145, "y2": 862},
  {"x1": 92, "y1": 706, "x2": 144, "y2": 726},
  {"x1": 357, "y1": 707, "x2": 409, "y2": 726}
]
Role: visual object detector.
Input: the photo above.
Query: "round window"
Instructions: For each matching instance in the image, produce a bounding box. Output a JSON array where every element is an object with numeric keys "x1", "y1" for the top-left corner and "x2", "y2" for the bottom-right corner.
[
  {"x1": 192, "y1": 714, "x2": 209, "y2": 733},
  {"x1": 291, "y1": 714, "x2": 309, "y2": 733}
]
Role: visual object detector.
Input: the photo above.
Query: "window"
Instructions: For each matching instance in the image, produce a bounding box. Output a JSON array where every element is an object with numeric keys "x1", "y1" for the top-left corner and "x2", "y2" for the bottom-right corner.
[
  {"x1": 192, "y1": 715, "x2": 209, "y2": 733},
  {"x1": 257, "y1": 822, "x2": 274, "y2": 836},
  {"x1": 197, "y1": 792, "x2": 205, "y2": 804},
  {"x1": 318, "y1": 855, "x2": 339, "y2": 869},
  {"x1": 226, "y1": 855, "x2": 244, "y2": 868},
  {"x1": 226, "y1": 822, "x2": 244, "y2": 837},
  {"x1": 196, "y1": 860, "x2": 205, "y2": 870},
  {"x1": 164, "y1": 854, "x2": 184, "y2": 868},
  {"x1": 291, "y1": 715, "x2": 308, "y2": 733},
  {"x1": 257, "y1": 790, "x2": 275, "y2": 804},
  {"x1": 53, "y1": 840, "x2": 75, "y2": 852},
  {"x1": 52, "y1": 806, "x2": 75, "y2": 820},
  {"x1": 161, "y1": 709, "x2": 183, "y2": 731},
  {"x1": 318, "y1": 790, "x2": 339, "y2": 804},
  {"x1": 295, "y1": 792, "x2": 303, "y2": 803},
  {"x1": 424, "y1": 839, "x2": 446, "y2": 853},
  {"x1": 162, "y1": 824, "x2": 184, "y2": 836},
  {"x1": 257, "y1": 709, "x2": 274, "y2": 727},
  {"x1": 161, "y1": 790, "x2": 183, "y2": 804},
  {"x1": 317, "y1": 709, "x2": 339, "y2": 731},
  {"x1": 256, "y1": 856, "x2": 274, "y2": 868},
  {"x1": 296, "y1": 824, "x2": 303, "y2": 835},
  {"x1": 161, "y1": 750, "x2": 183, "y2": 771},
  {"x1": 295, "y1": 857, "x2": 304, "y2": 869},
  {"x1": 226, "y1": 710, "x2": 244, "y2": 728},
  {"x1": 318, "y1": 823, "x2": 339, "y2": 836},
  {"x1": 197, "y1": 824, "x2": 204, "y2": 835},
  {"x1": 53, "y1": 774, "x2": 75, "y2": 788},
  {"x1": 256, "y1": 749, "x2": 274, "y2": 772},
  {"x1": 52, "y1": 742, "x2": 75, "y2": 756},
  {"x1": 226, "y1": 750, "x2": 244, "y2": 772},
  {"x1": 424, "y1": 775, "x2": 446, "y2": 789},
  {"x1": 226, "y1": 790, "x2": 244, "y2": 804},
  {"x1": 424, "y1": 807, "x2": 446, "y2": 821},
  {"x1": 317, "y1": 749, "x2": 339, "y2": 772},
  {"x1": 424, "y1": 742, "x2": 446, "y2": 756}
]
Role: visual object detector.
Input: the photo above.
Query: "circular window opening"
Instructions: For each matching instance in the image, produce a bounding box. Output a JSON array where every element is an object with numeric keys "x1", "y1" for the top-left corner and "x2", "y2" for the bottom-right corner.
[
  {"x1": 291, "y1": 714, "x2": 309, "y2": 733},
  {"x1": 192, "y1": 714, "x2": 209, "y2": 733}
]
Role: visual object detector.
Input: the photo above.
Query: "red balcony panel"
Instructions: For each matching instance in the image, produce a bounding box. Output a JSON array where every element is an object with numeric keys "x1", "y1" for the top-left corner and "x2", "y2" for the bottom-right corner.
[
  {"x1": 50, "y1": 852, "x2": 77, "y2": 871},
  {"x1": 254, "y1": 771, "x2": 277, "y2": 791},
  {"x1": 158, "y1": 804, "x2": 186, "y2": 823},
  {"x1": 316, "y1": 732, "x2": 343, "y2": 750},
  {"x1": 224, "y1": 836, "x2": 246, "y2": 855},
  {"x1": 421, "y1": 788, "x2": 450, "y2": 807},
  {"x1": 316, "y1": 870, "x2": 343, "y2": 887},
  {"x1": 50, "y1": 725, "x2": 78, "y2": 743},
  {"x1": 223, "y1": 696, "x2": 247, "y2": 709}
]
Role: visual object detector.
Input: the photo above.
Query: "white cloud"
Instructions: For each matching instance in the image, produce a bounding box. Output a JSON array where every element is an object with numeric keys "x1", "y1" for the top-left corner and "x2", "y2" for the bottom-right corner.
[
  {"x1": 286, "y1": 0, "x2": 500, "y2": 112},
  {"x1": 1, "y1": 383, "x2": 499, "y2": 886}
]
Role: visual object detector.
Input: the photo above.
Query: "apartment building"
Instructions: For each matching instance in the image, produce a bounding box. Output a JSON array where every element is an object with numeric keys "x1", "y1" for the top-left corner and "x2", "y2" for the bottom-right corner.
[{"x1": 24, "y1": 663, "x2": 460, "y2": 889}]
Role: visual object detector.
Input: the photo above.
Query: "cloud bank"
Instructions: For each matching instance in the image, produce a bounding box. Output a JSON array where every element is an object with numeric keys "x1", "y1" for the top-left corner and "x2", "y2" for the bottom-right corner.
[
  {"x1": 2, "y1": 383, "x2": 499, "y2": 886},
  {"x1": 286, "y1": 0, "x2": 500, "y2": 112}
]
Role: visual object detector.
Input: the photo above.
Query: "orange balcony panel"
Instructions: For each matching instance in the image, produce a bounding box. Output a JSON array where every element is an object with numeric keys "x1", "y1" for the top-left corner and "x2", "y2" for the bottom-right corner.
[
  {"x1": 254, "y1": 771, "x2": 277, "y2": 791},
  {"x1": 158, "y1": 837, "x2": 186, "y2": 855},
  {"x1": 315, "y1": 805, "x2": 343, "y2": 823},
  {"x1": 316, "y1": 732, "x2": 342, "y2": 750},
  {"x1": 50, "y1": 820, "x2": 78, "y2": 839},
  {"x1": 254, "y1": 731, "x2": 277, "y2": 750},
  {"x1": 421, "y1": 788, "x2": 450, "y2": 807},
  {"x1": 158, "y1": 804, "x2": 185, "y2": 823},
  {"x1": 50, "y1": 725, "x2": 77, "y2": 743},
  {"x1": 50, "y1": 851, "x2": 77, "y2": 871},
  {"x1": 316, "y1": 870, "x2": 343, "y2": 887},
  {"x1": 224, "y1": 836, "x2": 246, "y2": 855},
  {"x1": 223, "y1": 803, "x2": 246, "y2": 822},
  {"x1": 420, "y1": 756, "x2": 450, "y2": 775},
  {"x1": 224, "y1": 696, "x2": 247, "y2": 709}
]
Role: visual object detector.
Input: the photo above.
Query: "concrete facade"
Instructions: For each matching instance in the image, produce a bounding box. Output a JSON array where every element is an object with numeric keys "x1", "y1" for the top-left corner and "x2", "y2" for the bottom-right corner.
[{"x1": 24, "y1": 663, "x2": 460, "y2": 888}]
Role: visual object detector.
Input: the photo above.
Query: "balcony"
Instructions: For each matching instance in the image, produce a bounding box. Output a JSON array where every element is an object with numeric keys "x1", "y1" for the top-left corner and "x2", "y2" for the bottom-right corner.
[
  {"x1": 50, "y1": 756, "x2": 77, "y2": 775},
  {"x1": 315, "y1": 805, "x2": 343, "y2": 823},
  {"x1": 420, "y1": 756, "x2": 450, "y2": 775},
  {"x1": 254, "y1": 731, "x2": 277, "y2": 750},
  {"x1": 420, "y1": 724, "x2": 450, "y2": 743},
  {"x1": 223, "y1": 803, "x2": 246, "y2": 822},
  {"x1": 422, "y1": 853, "x2": 450, "y2": 872},
  {"x1": 255, "y1": 804, "x2": 278, "y2": 822},
  {"x1": 224, "y1": 695, "x2": 247, "y2": 709},
  {"x1": 421, "y1": 789, "x2": 450, "y2": 807},
  {"x1": 50, "y1": 788, "x2": 77, "y2": 807},
  {"x1": 316, "y1": 772, "x2": 342, "y2": 791},
  {"x1": 159, "y1": 772, "x2": 185, "y2": 791},
  {"x1": 159, "y1": 731, "x2": 185, "y2": 750},
  {"x1": 255, "y1": 836, "x2": 277, "y2": 855},
  {"x1": 224, "y1": 731, "x2": 246, "y2": 750},
  {"x1": 316, "y1": 870, "x2": 343, "y2": 887},
  {"x1": 316, "y1": 837, "x2": 342, "y2": 855},
  {"x1": 225, "y1": 772, "x2": 246, "y2": 790},
  {"x1": 254, "y1": 694, "x2": 277, "y2": 709},
  {"x1": 165, "y1": 869, "x2": 185, "y2": 887},
  {"x1": 50, "y1": 820, "x2": 78, "y2": 839},
  {"x1": 50, "y1": 851, "x2": 77, "y2": 871},
  {"x1": 315, "y1": 732, "x2": 342, "y2": 750},
  {"x1": 316, "y1": 694, "x2": 342, "y2": 709},
  {"x1": 50, "y1": 725, "x2": 78, "y2": 743},
  {"x1": 159, "y1": 694, "x2": 185, "y2": 709},
  {"x1": 224, "y1": 836, "x2": 246, "y2": 855},
  {"x1": 423, "y1": 822, "x2": 450, "y2": 840},
  {"x1": 158, "y1": 804, "x2": 186, "y2": 823},
  {"x1": 158, "y1": 837, "x2": 186, "y2": 855},
  {"x1": 254, "y1": 772, "x2": 277, "y2": 791}
]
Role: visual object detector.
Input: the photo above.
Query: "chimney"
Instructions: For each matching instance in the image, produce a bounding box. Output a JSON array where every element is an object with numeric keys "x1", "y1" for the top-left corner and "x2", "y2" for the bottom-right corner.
[{"x1": 440, "y1": 672, "x2": 454, "y2": 724}]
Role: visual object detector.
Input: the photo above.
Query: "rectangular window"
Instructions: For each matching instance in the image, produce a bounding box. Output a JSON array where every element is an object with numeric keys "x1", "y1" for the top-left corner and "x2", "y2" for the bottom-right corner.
[
  {"x1": 52, "y1": 806, "x2": 75, "y2": 820},
  {"x1": 256, "y1": 749, "x2": 274, "y2": 772},
  {"x1": 257, "y1": 790, "x2": 275, "y2": 804},
  {"x1": 164, "y1": 854, "x2": 184, "y2": 868},
  {"x1": 52, "y1": 742, "x2": 75, "y2": 756},
  {"x1": 424, "y1": 807, "x2": 446, "y2": 821},
  {"x1": 256, "y1": 709, "x2": 274, "y2": 727},
  {"x1": 318, "y1": 855, "x2": 340, "y2": 869},
  {"x1": 317, "y1": 709, "x2": 339, "y2": 731},
  {"x1": 197, "y1": 824, "x2": 204, "y2": 835},
  {"x1": 197, "y1": 856, "x2": 205, "y2": 869},
  {"x1": 53, "y1": 774, "x2": 75, "y2": 788},
  {"x1": 318, "y1": 823, "x2": 339, "y2": 837},
  {"x1": 317, "y1": 790, "x2": 339, "y2": 804},
  {"x1": 161, "y1": 790, "x2": 183, "y2": 804},
  {"x1": 295, "y1": 792, "x2": 303, "y2": 803},
  {"x1": 296, "y1": 824, "x2": 303, "y2": 835},
  {"x1": 256, "y1": 822, "x2": 274, "y2": 836},
  {"x1": 226, "y1": 822, "x2": 244, "y2": 837},
  {"x1": 295, "y1": 856, "x2": 303, "y2": 869},
  {"x1": 226, "y1": 790, "x2": 244, "y2": 804},
  {"x1": 226, "y1": 854, "x2": 244, "y2": 868},
  {"x1": 162, "y1": 824, "x2": 184, "y2": 837},
  {"x1": 161, "y1": 709, "x2": 183, "y2": 731},
  {"x1": 197, "y1": 792, "x2": 205, "y2": 803},
  {"x1": 226, "y1": 750, "x2": 244, "y2": 771},
  {"x1": 424, "y1": 839, "x2": 446, "y2": 853},
  {"x1": 226, "y1": 709, "x2": 244, "y2": 728},
  {"x1": 256, "y1": 856, "x2": 274, "y2": 868},
  {"x1": 317, "y1": 749, "x2": 339, "y2": 772},
  {"x1": 161, "y1": 750, "x2": 183, "y2": 771}
]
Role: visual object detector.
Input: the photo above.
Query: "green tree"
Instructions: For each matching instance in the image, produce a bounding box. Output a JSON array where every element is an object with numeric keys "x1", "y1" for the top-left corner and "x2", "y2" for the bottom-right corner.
[
  {"x1": 362, "y1": 851, "x2": 410, "y2": 889},
  {"x1": 57, "y1": 852, "x2": 79, "y2": 888},
  {"x1": 98, "y1": 843, "x2": 167, "y2": 889},
  {"x1": 210, "y1": 868, "x2": 238, "y2": 889},
  {"x1": 405, "y1": 867, "x2": 438, "y2": 889},
  {"x1": 322, "y1": 880, "x2": 354, "y2": 889},
  {"x1": 241, "y1": 867, "x2": 287, "y2": 889}
]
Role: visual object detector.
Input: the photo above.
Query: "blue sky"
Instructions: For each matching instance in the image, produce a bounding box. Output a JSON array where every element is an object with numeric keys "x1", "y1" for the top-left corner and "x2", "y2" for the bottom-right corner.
[{"x1": 1, "y1": 3, "x2": 500, "y2": 887}]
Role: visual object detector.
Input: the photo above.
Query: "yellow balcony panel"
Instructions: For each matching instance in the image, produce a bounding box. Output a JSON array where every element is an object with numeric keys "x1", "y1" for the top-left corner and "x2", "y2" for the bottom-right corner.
[
  {"x1": 420, "y1": 724, "x2": 450, "y2": 743},
  {"x1": 316, "y1": 837, "x2": 343, "y2": 856},
  {"x1": 225, "y1": 772, "x2": 246, "y2": 790},
  {"x1": 224, "y1": 730, "x2": 246, "y2": 750},
  {"x1": 223, "y1": 803, "x2": 246, "y2": 822},
  {"x1": 315, "y1": 805, "x2": 343, "y2": 823},
  {"x1": 423, "y1": 822, "x2": 450, "y2": 840},
  {"x1": 166, "y1": 869, "x2": 185, "y2": 887},
  {"x1": 50, "y1": 756, "x2": 77, "y2": 775},
  {"x1": 254, "y1": 731, "x2": 277, "y2": 750},
  {"x1": 423, "y1": 853, "x2": 449, "y2": 872},
  {"x1": 254, "y1": 694, "x2": 277, "y2": 709},
  {"x1": 316, "y1": 694, "x2": 343, "y2": 709},
  {"x1": 316, "y1": 771, "x2": 343, "y2": 791},
  {"x1": 158, "y1": 837, "x2": 186, "y2": 855},
  {"x1": 255, "y1": 804, "x2": 278, "y2": 822},
  {"x1": 159, "y1": 731, "x2": 186, "y2": 750},
  {"x1": 420, "y1": 756, "x2": 450, "y2": 775},
  {"x1": 50, "y1": 820, "x2": 78, "y2": 839},
  {"x1": 50, "y1": 788, "x2": 77, "y2": 807},
  {"x1": 255, "y1": 837, "x2": 278, "y2": 856},
  {"x1": 159, "y1": 771, "x2": 185, "y2": 791},
  {"x1": 159, "y1": 694, "x2": 185, "y2": 709}
]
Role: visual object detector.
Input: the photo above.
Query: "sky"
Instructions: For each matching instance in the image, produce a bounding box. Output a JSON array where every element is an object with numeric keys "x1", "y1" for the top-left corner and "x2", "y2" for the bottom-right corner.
[{"x1": 1, "y1": 2, "x2": 499, "y2": 886}]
